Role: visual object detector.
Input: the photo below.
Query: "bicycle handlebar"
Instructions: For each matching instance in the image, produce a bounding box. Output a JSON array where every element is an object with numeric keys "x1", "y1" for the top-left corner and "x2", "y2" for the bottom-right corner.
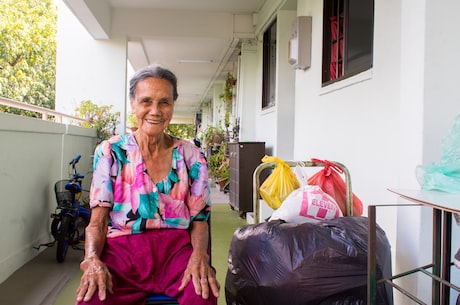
[
  {"x1": 68, "y1": 155, "x2": 84, "y2": 181},
  {"x1": 69, "y1": 154, "x2": 81, "y2": 166}
]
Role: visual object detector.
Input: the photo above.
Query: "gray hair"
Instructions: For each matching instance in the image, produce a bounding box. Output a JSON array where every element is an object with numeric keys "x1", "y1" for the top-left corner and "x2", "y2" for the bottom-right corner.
[{"x1": 129, "y1": 65, "x2": 178, "y2": 101}]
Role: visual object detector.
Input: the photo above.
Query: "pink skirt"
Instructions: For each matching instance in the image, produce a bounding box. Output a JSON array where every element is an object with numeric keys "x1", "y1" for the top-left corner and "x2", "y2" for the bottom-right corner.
[{"x1": 77, "y1": 229, "x2": 217, "y2": 305}]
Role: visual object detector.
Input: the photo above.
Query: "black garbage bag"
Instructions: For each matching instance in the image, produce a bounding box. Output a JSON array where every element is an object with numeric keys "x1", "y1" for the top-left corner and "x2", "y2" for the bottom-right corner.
[{"x1": 225, "y1": 216, "x2": 393, "y2": 305}]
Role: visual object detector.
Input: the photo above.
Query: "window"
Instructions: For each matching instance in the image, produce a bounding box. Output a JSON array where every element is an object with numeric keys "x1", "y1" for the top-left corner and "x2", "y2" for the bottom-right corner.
[
  {"x1": 262, "y1": 19, "x2": 277, "y2": 109},
  {"x1": 322, "y1": 0, "x2": 374, "y2": 85}
]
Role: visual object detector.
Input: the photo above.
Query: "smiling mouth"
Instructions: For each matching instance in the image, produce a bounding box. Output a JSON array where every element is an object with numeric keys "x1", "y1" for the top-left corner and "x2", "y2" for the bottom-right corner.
[{"x1": 145, "y1": 119, "x2": 163, "y2": 124}]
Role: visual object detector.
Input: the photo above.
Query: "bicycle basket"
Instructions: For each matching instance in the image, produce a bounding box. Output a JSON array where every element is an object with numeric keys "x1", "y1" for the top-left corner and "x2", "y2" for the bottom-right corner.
[{"x1": 54, "y1": 180, "x2": 76, "y2": 208}]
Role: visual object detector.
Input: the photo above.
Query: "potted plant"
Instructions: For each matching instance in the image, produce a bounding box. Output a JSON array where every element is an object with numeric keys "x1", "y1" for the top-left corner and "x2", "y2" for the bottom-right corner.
[
  {"x1": 219, "y1": 73, "x2": 236, "y2": 131},
  {"x1": 219, "y1": 72, "x2": 236, "y2": 104},
  {"x1": 207, "y1": 142, "x2": 229, "y2": 191},
  {"x1": 215, "y1": 160, "x2": 229, "y2": 191},
  {"x1": 219, "y1": 72, "x2": 236, "y2": 137},
  {"x1": 202, "y1": 125, "x2": 225, "y2": 150}
]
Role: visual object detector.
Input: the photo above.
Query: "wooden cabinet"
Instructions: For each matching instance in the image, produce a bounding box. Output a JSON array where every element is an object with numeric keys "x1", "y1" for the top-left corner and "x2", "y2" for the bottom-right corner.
[{"x1": 228, "y1": 142, "x2": 265, "y2": 215}]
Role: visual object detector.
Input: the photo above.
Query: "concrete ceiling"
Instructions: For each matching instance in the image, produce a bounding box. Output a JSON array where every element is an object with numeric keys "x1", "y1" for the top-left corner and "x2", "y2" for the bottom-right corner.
[{"x1": 63, "y1": 0, "x2": 267, "y2": 122}]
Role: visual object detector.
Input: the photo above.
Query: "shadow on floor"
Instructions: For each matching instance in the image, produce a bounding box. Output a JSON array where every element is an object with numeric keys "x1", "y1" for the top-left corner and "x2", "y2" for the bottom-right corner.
[{"x1": 0, "y1": 245, "x2": 83, "y2": 305}]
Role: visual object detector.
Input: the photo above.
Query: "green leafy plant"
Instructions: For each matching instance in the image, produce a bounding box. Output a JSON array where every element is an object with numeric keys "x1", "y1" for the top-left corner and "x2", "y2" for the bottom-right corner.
[
  {"x1": 166, "y1": 124, "x2": 195, "y2": 139},
  {"x1": 207, "y1": 142, "x2": 229, "y2": 189},
  {"x1": 207, "y1": 144, "x2": 224, "y2": 178},
  {"x1": 219, "y1": 73, "x2": 236, "y2": 127},
  {"x1": 216, "y1": 160, "x2": 230, "y2": 188},
  {"x1": 75, "y1": 100, "x2": 120, "y2": 143},
  {"x1": 127, "y1": 112, "x2": 138, "y2": 130},
  {"x1": 219, "y1": 73, "x2": 236, "y2": 103},
  {"x1": 202, "y1": 125, "x2": 225, "y2": 150}
]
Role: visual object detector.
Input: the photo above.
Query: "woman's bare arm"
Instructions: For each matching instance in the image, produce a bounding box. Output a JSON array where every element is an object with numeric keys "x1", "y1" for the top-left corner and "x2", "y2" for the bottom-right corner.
[{"x1": 76, "y1": 206, "x2": 113, "y2": 302}]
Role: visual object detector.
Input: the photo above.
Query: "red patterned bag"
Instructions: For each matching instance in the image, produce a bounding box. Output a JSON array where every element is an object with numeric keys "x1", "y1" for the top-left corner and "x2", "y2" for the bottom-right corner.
[{"x1": 307, "y1": 159, "x2": 363, "y2": 216}]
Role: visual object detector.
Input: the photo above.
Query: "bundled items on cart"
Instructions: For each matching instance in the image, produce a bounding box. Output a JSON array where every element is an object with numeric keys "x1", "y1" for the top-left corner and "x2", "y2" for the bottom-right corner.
[
  {"x1": 225, "y1": 158, "x2": 393, "y2": 305},
  {"x1": 225, "y1": 217, "x2": 393, "y2": 305},
  {"x1": 257, "y1": 157, "x2": 363, "y2": 223}
]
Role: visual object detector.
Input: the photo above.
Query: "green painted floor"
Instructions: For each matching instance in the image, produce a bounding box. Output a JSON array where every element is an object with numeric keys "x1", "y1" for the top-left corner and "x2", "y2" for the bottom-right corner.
[
  {"x1": 210, "y1": 204, "x2": 248, "y2": 305},
  {"x1": 53, "y1": 201, "x2": 247, "y2": 305}
]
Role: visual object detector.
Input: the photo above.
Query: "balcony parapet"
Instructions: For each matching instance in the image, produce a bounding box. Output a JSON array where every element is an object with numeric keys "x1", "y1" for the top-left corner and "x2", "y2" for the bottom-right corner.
[{"x1": 0, "y1": 96, "x2": 89, "y2": 125}]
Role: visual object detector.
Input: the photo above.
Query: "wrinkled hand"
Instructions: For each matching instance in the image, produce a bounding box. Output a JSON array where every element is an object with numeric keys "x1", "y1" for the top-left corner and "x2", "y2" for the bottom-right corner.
[
  {"x1": 75, "y1": 257, "x2": 113, "y2": 303},
  {"x1": 178, "y1": 251, "x2": 220, "y2": 299}
]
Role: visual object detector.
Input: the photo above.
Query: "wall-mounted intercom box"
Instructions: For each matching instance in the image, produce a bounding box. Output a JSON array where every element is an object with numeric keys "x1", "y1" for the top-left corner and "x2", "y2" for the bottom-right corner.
[{"x1": 288, "y1": 16, "x2": 312, "y2": 70}]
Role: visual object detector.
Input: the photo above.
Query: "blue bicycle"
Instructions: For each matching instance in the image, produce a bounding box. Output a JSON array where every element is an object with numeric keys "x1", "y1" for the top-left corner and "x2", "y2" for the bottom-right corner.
[{"x1": 50, "y1": 155, "x2": 91, "y2": 263}]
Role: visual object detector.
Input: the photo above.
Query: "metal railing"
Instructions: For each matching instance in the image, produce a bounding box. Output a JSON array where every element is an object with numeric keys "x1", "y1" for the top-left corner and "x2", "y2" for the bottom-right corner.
[{"x1": 0, "y1": 96, "x2": 89, "y2": 125}]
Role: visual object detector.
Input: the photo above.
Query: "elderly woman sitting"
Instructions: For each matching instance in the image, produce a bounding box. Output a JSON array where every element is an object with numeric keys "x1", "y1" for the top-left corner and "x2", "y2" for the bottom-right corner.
[{"x1": 75, "y1": 65, "x2": 219, "y2": 305}]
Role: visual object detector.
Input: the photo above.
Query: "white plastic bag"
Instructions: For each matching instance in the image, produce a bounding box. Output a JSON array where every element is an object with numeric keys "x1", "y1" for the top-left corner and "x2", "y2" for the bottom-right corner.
[
  {"x1": 294, "y1": 161, "x2": 309, "y2": 186},
  {"x1": 269, "y1": 185, "x2": 343, "y2": 223}
]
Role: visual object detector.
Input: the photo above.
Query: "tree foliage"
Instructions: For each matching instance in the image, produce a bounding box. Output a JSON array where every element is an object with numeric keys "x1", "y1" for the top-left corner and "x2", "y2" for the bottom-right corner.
[
  {"x1": 166, "y1": 124, "x2": 195, "y2": 140},
  {"x1": 0, "y1": 0, "x2": 57, "y2": 116},
  {"x1": 75, "y1": 100, "x2": 120, "y2": 143}
]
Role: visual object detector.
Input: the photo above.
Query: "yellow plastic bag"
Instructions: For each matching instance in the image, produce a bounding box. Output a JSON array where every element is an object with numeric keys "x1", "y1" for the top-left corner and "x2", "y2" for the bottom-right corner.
[{"x1": 259, "y1": 156, "x2": 300, "y2": 209}]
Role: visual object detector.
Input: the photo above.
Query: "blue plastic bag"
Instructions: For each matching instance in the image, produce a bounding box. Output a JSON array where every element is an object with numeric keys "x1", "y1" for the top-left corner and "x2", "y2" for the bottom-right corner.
[{"x1": 416, "y1": 114, "x2": 460, "y2": 193}]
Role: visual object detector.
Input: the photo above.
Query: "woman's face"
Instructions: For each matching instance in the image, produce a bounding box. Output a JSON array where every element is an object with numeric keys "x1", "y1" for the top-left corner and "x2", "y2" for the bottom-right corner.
[{"x1": 131, "y1": 77, "x2": 175, "y2": 137}]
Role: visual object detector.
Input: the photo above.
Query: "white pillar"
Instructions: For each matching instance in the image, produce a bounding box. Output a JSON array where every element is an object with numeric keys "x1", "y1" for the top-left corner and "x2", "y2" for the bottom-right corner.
[
  {"x1": 238, "y1": 41, "x2": 259, "y2": 141},
  {"x1": 55, "y1": 1, "x2": 128, "y2": 135}
]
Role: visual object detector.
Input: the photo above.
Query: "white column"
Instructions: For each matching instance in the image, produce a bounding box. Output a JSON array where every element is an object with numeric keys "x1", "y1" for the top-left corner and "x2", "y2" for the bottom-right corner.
[
  {"x1": 238, "y1": 41, "x2": 259, "y2": 141},
  {"x1": 275, "y1": 10, "x2": 296, "y2": 160},
  {"x1": 55, "y1": 1, "x2": 128, "y2": 134}
]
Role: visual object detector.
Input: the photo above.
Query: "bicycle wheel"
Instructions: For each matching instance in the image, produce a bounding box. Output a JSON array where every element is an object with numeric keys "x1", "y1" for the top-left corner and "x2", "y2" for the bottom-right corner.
[
  {"x1": 51, "y1": 217, "x2": 60, "y2": 239},
  {"x1": 73, "y1": 214, "x2": 90, "y2": 244},
  {"x1": 56, "y1": 215, "x2": 72, "y2": 263}
]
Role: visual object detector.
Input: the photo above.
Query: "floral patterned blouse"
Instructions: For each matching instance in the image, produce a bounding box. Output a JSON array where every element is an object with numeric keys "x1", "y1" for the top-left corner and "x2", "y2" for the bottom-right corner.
[{"x1": 89, "y1": 134, "x2": 211, "y2": 238}]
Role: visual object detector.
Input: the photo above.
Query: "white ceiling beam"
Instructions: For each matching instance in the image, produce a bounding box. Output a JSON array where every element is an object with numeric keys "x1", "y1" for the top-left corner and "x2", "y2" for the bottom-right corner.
[
  {"x1": 63, "y1": 0, "x2": 112, "y2": 39},
  {"x1": 127, "y1": 40, "x2": 149, "y2": 69},
  {"x1": 112, "y1": 9, "x2": 255, "y2": 39}
]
